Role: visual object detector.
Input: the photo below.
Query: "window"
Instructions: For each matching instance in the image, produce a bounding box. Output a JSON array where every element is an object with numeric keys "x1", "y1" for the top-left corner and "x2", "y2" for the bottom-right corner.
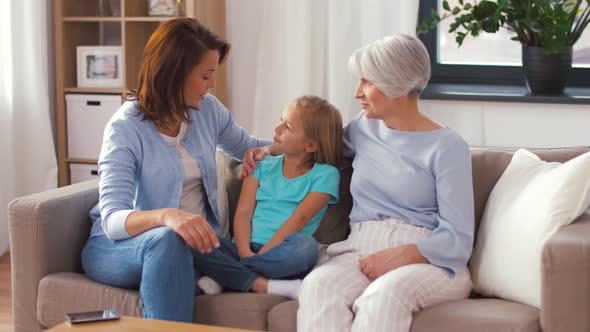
[{"x1": 418, "y1": 0, "x2": 590, "y2": 87}]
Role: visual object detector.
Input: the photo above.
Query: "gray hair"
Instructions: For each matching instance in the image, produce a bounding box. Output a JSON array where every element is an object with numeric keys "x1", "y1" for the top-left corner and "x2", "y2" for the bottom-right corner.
[{"x1": 348, "y1": 34, "x2": 431, "y2": 99}]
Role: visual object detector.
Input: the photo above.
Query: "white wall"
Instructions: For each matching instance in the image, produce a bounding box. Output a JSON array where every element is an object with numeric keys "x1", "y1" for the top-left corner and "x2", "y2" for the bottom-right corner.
[{"x1": 419, "y1": 100, "x2": 590, "y2": 148}]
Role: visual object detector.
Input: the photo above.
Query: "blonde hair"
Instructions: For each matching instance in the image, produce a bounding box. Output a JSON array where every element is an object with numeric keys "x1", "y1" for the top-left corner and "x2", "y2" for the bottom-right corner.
[
  {"x1": 348, "y1": 34, "x2": 431, "y2": 99},
  {"x1": 293, "y1": 96, "x2": 343, "y2": 168}
]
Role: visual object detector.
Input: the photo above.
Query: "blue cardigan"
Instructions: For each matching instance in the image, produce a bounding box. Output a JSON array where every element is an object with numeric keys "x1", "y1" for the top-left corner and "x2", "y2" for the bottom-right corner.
[{"x1": 89, "y1": 94, "x2": 270, "y2": 240}]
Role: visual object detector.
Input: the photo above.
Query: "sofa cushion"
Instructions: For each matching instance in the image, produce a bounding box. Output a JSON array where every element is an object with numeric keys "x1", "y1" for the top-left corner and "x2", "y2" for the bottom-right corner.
[
  {"x1": 267, "y1": 300, "x2": 298, "y2": 332},
  {"x1": 195, "y1": 293, "x2": 290, "y2": 330},
  {"x1": 470, "y1": 149, "x2": 590, "y2": 308},
  {"x1": 411, "y1": 299, "x2": 540, "y2": 332},
  {"x1": 313, "y1": 163, "x2": 353, "y2": 245},
  {"x1": 470, "y1": 149, "x2": 515, "y2": 236},
  {"x1": 266, "y1": 299, "x2": 539, "y2": 332},
  {"x1": 37, "y1": 273, "x2": 141, "y2": 328},
  {"x1": 37, "y1": 272, "x2": 290, "y2": 330}
]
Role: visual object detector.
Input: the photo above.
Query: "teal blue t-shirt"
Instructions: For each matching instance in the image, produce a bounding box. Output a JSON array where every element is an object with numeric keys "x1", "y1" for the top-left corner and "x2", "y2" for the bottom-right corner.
[{"x1": 250, "y1": 155, "x2": 340, "y2": 245}]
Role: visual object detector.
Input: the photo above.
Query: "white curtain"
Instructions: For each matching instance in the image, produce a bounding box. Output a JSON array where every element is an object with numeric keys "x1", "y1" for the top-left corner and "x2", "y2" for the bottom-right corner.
[
  {"x1": 0, "y1": 1, "x2": 57, "y2": 255},
  {"x1": 226, "y1": 0, "x2": 420, "y2": 137}
]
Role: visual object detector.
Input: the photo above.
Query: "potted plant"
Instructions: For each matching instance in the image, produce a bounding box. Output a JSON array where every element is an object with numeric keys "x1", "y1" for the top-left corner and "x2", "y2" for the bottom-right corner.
[{"x1": 417, "y1": 0, "x2": 590, "y2": 94}]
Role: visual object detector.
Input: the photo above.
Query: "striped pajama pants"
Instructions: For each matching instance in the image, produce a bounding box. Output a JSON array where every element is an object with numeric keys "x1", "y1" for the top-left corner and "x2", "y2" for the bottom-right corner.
[{"x1": 297, "y1": 219, "x2": 472, "y2": 332}]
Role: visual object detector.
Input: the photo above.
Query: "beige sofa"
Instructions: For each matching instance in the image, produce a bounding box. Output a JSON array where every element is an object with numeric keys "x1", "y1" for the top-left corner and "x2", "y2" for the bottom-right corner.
[{"x1": 8, "y1": 147, "x2": 590, "y2": 332}]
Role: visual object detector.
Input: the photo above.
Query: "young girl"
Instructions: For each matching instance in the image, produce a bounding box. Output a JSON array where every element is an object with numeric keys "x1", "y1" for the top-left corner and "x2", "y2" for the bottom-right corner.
[{"x1": 193, "y1": 95, "x2": 342, "y2": 299}]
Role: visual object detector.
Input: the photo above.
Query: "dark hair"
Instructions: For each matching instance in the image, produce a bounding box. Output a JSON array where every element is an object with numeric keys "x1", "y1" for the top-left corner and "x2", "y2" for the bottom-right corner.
[
  {"x1": 293, "y1": 96, "x2": 343, "y2": 168},
  {"x1": 130, "y1": 18, "x2": 230, "y2": 128}
]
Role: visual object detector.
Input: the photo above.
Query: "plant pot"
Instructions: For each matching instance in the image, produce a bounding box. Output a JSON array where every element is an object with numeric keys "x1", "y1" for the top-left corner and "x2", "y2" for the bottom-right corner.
[{"x1": 522, "y1": 46, "x2": 572, "y2": 95}]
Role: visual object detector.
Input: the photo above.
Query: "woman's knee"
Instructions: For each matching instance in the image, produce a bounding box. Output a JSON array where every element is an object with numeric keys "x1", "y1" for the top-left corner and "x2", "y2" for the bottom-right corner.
[
  {"x1": 299, "y1": 270, "x2": 321, "y2": 301},
  {"x1": 368, "y1": 274, "x2": 411, "y2": 302},
  {"x1": 81, "y1": 238, "x2": 143, "y2": 289},
  {"x1": 143, "y1": 227, "x2": 192, "y2": 259},
  {"x1": 300, "y1": 266, "x2": 336, "y2": 297},
  {"x1": 359, "y1": 266, "x2": 436, "y2": 307}
]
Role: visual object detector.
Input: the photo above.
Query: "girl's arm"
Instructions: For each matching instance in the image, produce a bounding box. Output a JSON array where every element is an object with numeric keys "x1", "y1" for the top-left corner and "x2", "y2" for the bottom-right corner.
[
  {"x1": 233, "y1": 175, "x2": 259, "y2": 258},
  {"x1": 258, "y1": 192, "x2": 331, "y2": 254}
]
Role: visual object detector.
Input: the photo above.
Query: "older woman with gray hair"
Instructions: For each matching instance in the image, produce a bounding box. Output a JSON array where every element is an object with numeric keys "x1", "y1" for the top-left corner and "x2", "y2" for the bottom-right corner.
[{"x1": 297, "y1": 34, "x2": 474, "y2": 331}]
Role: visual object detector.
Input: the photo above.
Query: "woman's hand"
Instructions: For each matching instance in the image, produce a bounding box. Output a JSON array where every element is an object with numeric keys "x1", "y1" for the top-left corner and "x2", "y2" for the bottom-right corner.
[
  {"x1": 240, "y1": 147, "x2": 270, "y2": 179},
  {"x1": 160, "y1": 208, "x2": 220, "y2": 253},
  {"x1": 359, "y1": 244, "x2": 428, "y2": 280}
]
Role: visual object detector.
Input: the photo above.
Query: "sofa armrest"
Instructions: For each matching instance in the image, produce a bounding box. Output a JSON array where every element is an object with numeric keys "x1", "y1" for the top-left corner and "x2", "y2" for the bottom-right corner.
[
  {"x1": 541, "y1": 211, "x2": 590, "y2": 332},
  {"x1": 8, "y1": 180, "x2": 99, "y2": 332}
]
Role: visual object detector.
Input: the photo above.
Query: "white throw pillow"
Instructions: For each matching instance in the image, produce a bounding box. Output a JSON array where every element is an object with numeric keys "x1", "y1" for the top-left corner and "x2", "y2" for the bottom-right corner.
[{"x1": 470, "y1": 149, "x2": 590, "y2": 308}]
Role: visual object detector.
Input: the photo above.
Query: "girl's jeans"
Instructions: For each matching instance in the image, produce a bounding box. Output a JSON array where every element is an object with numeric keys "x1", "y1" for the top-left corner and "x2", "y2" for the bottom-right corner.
[{"x1": 194, "y1": 233, "x2": 319, "y2": 292}]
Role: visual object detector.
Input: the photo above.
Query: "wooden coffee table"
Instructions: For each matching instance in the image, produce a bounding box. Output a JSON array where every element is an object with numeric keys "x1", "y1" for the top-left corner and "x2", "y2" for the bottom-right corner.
[{"x1": 47, "y1": 316, "x2": 260, "y2": 332}]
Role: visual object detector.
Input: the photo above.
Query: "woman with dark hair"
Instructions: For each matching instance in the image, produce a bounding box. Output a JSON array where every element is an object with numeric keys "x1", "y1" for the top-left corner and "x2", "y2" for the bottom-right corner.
[{"x1": 80, "y1": 18, "x2": 270, "y2": 322}]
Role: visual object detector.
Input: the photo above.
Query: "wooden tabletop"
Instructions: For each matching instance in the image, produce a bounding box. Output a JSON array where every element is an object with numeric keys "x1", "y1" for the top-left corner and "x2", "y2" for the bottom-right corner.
[{"x1": 47, "y1": 316, "x2": 260, "y2": 332}]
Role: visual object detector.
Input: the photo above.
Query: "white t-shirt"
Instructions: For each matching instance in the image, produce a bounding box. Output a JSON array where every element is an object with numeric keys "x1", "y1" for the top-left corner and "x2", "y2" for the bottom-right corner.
[{"x1": 160, "y1": 121, "x2": 208, "y2": 219}]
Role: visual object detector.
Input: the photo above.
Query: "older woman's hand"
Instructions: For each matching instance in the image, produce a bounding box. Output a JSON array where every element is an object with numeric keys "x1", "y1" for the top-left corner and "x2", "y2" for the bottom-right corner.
[
  {"x1": 240, "y1": 147, "x2": 270, "y2": 179},
  {"x1": 359, "y1": 244, "x2": 428, "y2": 280}
]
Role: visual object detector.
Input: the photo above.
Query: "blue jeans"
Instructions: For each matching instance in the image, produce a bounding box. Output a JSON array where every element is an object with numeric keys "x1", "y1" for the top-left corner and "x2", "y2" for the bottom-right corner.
[
  {"x1": 81, "y1": 227, "x2": 196, "y2": 322},
  {"x1": 194, "y1": 233, "x2": 319, "y2": 292}
]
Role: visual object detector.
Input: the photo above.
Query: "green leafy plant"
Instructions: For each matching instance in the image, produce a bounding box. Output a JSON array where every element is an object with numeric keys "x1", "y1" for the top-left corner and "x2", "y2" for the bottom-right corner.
[{"x1": 417, "y1": 0, "x2": 590, "y2": 54}]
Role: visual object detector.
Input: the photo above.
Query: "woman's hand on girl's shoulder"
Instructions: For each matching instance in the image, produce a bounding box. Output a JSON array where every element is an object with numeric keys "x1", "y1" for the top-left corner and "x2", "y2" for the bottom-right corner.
[
  {"x1": 240, "y1": 147, "x2": 270, "y2": 179},
  {"x1": 159, "y1": 208, "x2": 219, "y2": 253}
]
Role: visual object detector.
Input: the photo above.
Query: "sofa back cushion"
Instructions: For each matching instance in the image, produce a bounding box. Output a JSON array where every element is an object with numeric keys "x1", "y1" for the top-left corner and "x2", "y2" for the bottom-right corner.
[
  {"x1": 312, "y1": 164, "x2": 353, "y2": 244},
  {"x1": 223, "y1": 146, "x2": 590, "y2": 245}
]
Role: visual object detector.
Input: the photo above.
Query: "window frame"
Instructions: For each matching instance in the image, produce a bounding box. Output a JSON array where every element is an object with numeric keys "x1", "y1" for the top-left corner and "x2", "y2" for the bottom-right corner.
[{"x1": 417, "y1": 0, "x2": 590, "y2": 87}]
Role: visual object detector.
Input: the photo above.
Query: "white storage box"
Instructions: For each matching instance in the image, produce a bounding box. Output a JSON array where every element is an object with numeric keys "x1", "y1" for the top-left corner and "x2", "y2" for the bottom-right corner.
[
  {"x1": 70, "y1": 163, "x2": 99, "y2": 184},
  {"x1": 66, "y1": 94, "x2": 121, "y2": 159}
]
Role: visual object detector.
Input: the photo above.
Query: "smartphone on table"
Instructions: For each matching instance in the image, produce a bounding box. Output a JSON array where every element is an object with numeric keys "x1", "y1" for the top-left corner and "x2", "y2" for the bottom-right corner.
[{"x1": 65, "y1": 309, "x2": 120, "y2": 324}]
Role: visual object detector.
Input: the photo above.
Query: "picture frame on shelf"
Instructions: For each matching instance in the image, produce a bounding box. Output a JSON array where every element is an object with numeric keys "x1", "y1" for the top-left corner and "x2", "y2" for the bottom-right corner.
[
  {"x1": 147, "y1": 0, "x2": 180, "y2": 16},
  {"x1": 76, "y1": 46, "x2": 123, "y2": 88}
]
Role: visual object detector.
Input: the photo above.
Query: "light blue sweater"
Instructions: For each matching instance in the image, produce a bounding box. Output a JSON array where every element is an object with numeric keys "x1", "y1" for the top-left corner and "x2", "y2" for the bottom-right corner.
[
  {"x1": 89, "y1": 94, "x2": 270, "y2": 240},
  {"x1": 343, "y1": 112, "x2": 474, "y2": 276}
]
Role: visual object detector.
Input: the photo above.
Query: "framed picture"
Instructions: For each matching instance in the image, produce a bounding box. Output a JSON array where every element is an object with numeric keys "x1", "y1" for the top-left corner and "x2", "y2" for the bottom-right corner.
[
  {"x1": 147, "y1": 0, "x2": 179, "y2": 16},
  {"x1": 76, "y1": 46, "x2": 123, "y2": 88}
]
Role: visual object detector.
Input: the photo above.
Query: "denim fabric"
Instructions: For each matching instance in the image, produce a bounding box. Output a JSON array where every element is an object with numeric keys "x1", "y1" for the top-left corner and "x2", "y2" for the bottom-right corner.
[
  {"x1": 194, "y1": 233, "x2": 319, "y2": 292},
  {"x1": 81, "y1": 227, "x2": 197, "y2": 322}
]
